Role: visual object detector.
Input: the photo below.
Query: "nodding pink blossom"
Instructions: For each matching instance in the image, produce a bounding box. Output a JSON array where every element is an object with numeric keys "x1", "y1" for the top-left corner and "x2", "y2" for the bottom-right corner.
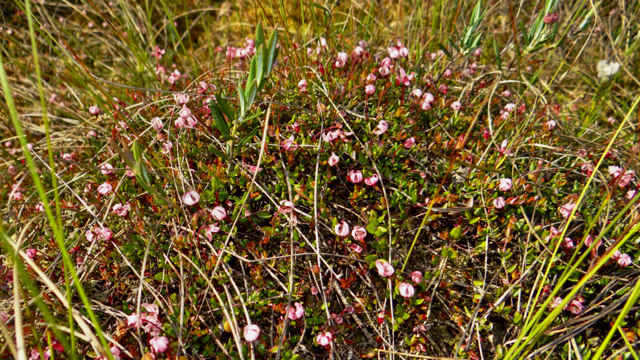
[
  {"x1": 543, "y1": 12, "x2": 559, "y2": 24},
  {"x1": 351, "y1": 226, "x2": 367, "y2": 241},
  {"x1": 438, "y1": 84, "x2": 449, "y2": 94},
  {"x1": 89, "y1": 105, "x2": 100, "y2": 115},
  {"x1": 627, "y1": 190, "x2": 637, "y2": 200},
  {"x1": 287, "y1": 302, "x2": 305, "y2": 320},
  {"x1": 474, "y1": 48, "x2": 483, "y2": 56},
  {"x1": 278, "y1": 200, "x2": 295, "y2": 214},
  {"x1": 399, "y1": 282, "x2": 415, "y2": 298},
  {"x1": 375, "y1": 259, "x2": 395, "y2": 277},
  {"x1": 399, "y1": 47, "x2": 409, "y2": 57},
  {"x1": 411, "y1": 271, "x2": 423, "y2": 284},
  {"x1": 316, "y1": 332, "x2": 333, "y2": 346},
  {"x1": 388, "y1": 47, "x2": 400, "y2": 59},
  {"x1": 328, "y1": 153, "x2": 339, "y2": 166},
  {"x1": 126, "y1": 313, "x2": 141, "y2": 330},
  {"x1": 619, "y1": 171, "x2": 635, "y2": 188},
  {"x1": 87, "y1": 130, "x2": 97, "y2": 138},
  {"x1": 498, "y1": 178, "x2": 512, "y2": 191},
  {"x1": 198, "y1": 81, "x2": 210, "y2": 93},
  {"x1": 451, "y1": 101, "x2": 461, "y2": 111},
  {"x1": 581, "y1": 163, "x2": 594, "y2": 177},
  {"x1": 26, "y1": 249, "x2": 37, "y2": 259},
  {"x1": 97, "y1": 182, "x2": 112, "y2": 195},
  {"x1": 504, "y1": 103, "x2": 517, "y2": 112},
  {"x1": 373, "y1": 120, "x2": 388, "y2": 135},
  {"x1": 319, "y1": 37, "x2": 328, "y2": 48},
  {"x1": 86, "y1": 230, "x2": 96, "y2": 242},
  {"x1": 334, "y1": 52, "x2": 348, "y2": 68},
  {"x1": 335, "y1": 221, "x2": 350, "y2": 237},
  {"x1": 348, "y1": 170, "x2": 363, "y2": 183},
  {"x1": 364, "y1": 174, "x2": 379, "y2": 186},
  {"x1": 378, "y1": 66, "x2": 390, "y2": 77},
  {"x1": 565, "y1": 299, "x2": 583, "y2": 314},
  {"x1": 175, "y1": 117, "x2": 186, "y2": 128},
  {"x1": 410, "y1": 89, "x2": 423, "y2": 98},
  {"x1": 27, "y1": 143, "x2": 34, "y2": 151},
  {"x1": 12, "y1": 192, "x2": 23, "y2": 201},
  {"x1": 151, "y1": 117, "x2": 163, "y2": 131},
  {"x1": 404, "y1": 137, "x2": 416, "y2": 149},
  {"x1": 235, "y1": 47, "x2": 248, "y2": 58},
  {"x1": 546, "y1": 226, "x2": 560, "y2": 241},
  {"x1": 244, "y1": 324, "x2": 261, "y2": 342},
  {"x1": 281, "y1": 135, "x2": 298, "y2": 151},
  {"x1": 498, "y1": 139, "x2": 514, "y2": 156},
  {"x1": 501, "y1": 90, "x2": 511, "y2": 97},
  {"x1": 365, "y1": 84, "x2": 376, "y2": 95},
  {"x1": 550, "y1": 297, "x2": 563, "y2": 309},
  {"x1": 353, "y1": 46, "x2": 365, "y2": 57},
  {"x1": 182, "y1": 190, "x2": 200, "y2": 206},
  {"x1": 149, "y1": 336, "x2": 169, "y2": 353},
  {"x1": 151, "y1": 46, "x2": 165, "y2": 60},
  {"x1": 211, "y1": 206, "x2": 227, "y2": 221},
  {"x1": 380, "y1": 57, "x2": 392, "y2": 67},
  {"x1": 608, "y1": 166, "x2": 622, "y2": 178},
  {"x1": 95, "y1": 227, "x2": 113, "y2": 241},
  {"x1": 322, "y1": 130, "x2": 339, "y2": 143},
  {"x1": 203, "y1": 224, "x2": 220, "y2": 240},
  {"x1": 113, "y1": 203, "x2": 131, "y2": 217},
  {"x1": 366, "y1": 73, "x2": 377, "y2": 83},
  {"x1": 482, "y1": 128, "x2": 491, "y2": 140},
  {"x1": 162, "y1": 141, "x2": 173, "y2": 154},
  {"x1": 298, "y1": 79, "x2": 308, "y2": 93},
  {"x1": 101, "y1": 163, "x2": 114, "y2": 175},
  {"x1": 546, "y1": 120, "x2": 557, "y2": 129},
  {"x1": 62, "y1": 153, "x2": 73, "y2": 161},
  {"x1": 349, "y1": 244, "x2": 363, "y2": 253},
  {"x1": 563, "y1": 237, "x2": 574, "y2": 249},
  {"x1": 310, "y1": 285, "x2": 319, "y2": 295},
  {"x1": 174, "y1": 93, "x2": 189, "y2": 105},
  {"x1": 493, "y1": 197, "x2": 506, "y2": 209},
  {"x1": 179, "y1": 106, "x2": 192, "y2": 119},
  {"x1": 35, "y1": 202, "x2": 45, "y2": 212},
  {"x1": 560, "y1": 203, "x2": 576, "y2": 218},
  {"x1": 396, "y1": 67, "x2": 415, "y2": 87},
  {"x1": 167, "y1": 69, "x2": 181, "y2": 84},
  {"x1": 616, "y1": 253, "x2": 632, "y2": 267},
  {"x1": 443, "y1": 69, "x2": 452, "y2": 78}
]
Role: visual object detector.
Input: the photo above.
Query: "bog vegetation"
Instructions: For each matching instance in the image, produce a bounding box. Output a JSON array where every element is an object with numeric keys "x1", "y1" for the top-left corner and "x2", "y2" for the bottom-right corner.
[{"x1": 1, "y1": 0, "x2": 640, "y2": 359}]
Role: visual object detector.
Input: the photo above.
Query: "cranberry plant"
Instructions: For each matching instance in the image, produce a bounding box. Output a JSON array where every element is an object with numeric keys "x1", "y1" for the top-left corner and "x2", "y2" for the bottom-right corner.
[{"x1": 1, "y1": 0, "x2": 640, "y2": 359}]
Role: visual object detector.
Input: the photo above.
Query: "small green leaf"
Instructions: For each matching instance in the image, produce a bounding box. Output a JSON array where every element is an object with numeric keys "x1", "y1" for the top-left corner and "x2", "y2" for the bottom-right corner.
[
  {"x1": 237, "y1": 85, "x2": 246, "y2": 117},
  {"x1": 266, "y1": 28, "x2": 278, "y2": 76},
  {"x1": 255, "y1": 22, "x2": 265, "y2": 48},
  {"x1": 210, "y1": 103, "x2": 231, "y2": 136},
  {"x1": 450, "y1": 226, "x2": 463, "y2": 240},
  {"x1": 217, "y1": 94, "x2": 235, "y2": 121}
]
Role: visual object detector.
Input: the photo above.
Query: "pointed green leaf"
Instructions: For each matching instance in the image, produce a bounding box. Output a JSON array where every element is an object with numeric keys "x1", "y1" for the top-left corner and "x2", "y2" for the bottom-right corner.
[
  {"x1": 255, "y1": 22, "x2": 265, "y2": 48},
  {"x1": 255, "y1": 46, "x2": 265, "y2": 89},
  {"x1": 217, "y1": 94, "x2": 235, "y2": 121},
  {"x1": 237, "y1": 85, "x2": 246, "y2": 116},
  {"x1": 245, "y1": 79, "x2": 257, "y2": 110},
  {"x1": 266, "y1": 28, "x2": 278, "y2": 75},
  {"x1": 210, "y1": 103, "x2": 231, "y2": 136}
]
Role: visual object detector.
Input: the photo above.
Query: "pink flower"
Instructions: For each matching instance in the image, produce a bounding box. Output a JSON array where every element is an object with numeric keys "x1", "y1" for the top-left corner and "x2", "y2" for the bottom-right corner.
[
  {"x1": 328, "y1": 153, "x2": 339, "y2": 166},
  {"x1": 348, "y1": 170, "x2": 363, "y2": 183},
  {"x1": 438, "y1": 84, "x2": 448, "y2": 94},
  {"x1": 151, "y1": 117, "x2": 163, "y2": 131},
  {"x1": 619, "y1": 171, "x2": 635, "y2": 188},
  {"x1": 608, "y1": 166, "x2": 622, "y2": 177},
  {"x1": 175, "y1": 117, "x2": 186, "y2": 128},
  {"x1": 89, "y1": 106, "x2": 100, "y2": 115},
  {"x1": 560, "y1": 203, "x2": 576, "y2": 218},
  {"x1": 399, "y1": 47, "x2": 409, "y2": 57},
  {"x1": 101, "y1": 163, "x2": 114, "y2": 175},
  {"x1": 182, "y1": 190, "x2": 200, "y2": 206},
  {"x1": 565, "y1": 299, "x2": 582, "y2": 314},
  {"x1": 281, "y1": 135, "x2": 298, "y2": 151},
  {"x1": 378, "y1": 66, "x2": 390, "y2": 77},
  {"x1": 113, "y1": 203, "x2": 130, "y2": 217},
  {"x1": 410, "y1": 89, "x2": 423, "y2": 98},
  {"x1": 498, "y1": 178, "x2": 512, "y2": 191},
  {"x1": 174, "y1": 93, "x2": 189, "y2": 104},
  {"x1": 179, "y1": 106, "x2": 191, "y2": 119},
  {"x1": 373, "y1": 120, "x2": 388, "y2": 135},
  {"x1": 13, "y1": 192, "x2": 23, "y2": 201},
  {"x1": 474, "y1": 48, "x2": 483, "y2": 56},
  {"x1": 298, "y1": 79, "x2": 307, "y2": 93},
  {"x1": 287, "y1": 302, "x2": 305, "y2": 320},
  {"x1": 399, "y1": 282, "x2": 415, "y2": 298},
  {"x1": 353, "y1": 46, "x2": 365, "y2": 56},
  {"x1": 364, "y1": 174, "x2": 379, "y2": 186},
  {"x1": 563, "y1": 237, "x2": 574, "y2": 249},
  {"x1": 627, "y1": 190, "x2": 636, "y2": 199},
  {"x1": 498, "y1": 139, "x2": 514, "y2": 156},
  {"x1": 203, "y1": 224, "x2": 220, "y2": 240},
  {"x1": 95, "y1": 227, "x2": 113, "y2": 241},
  {"x1": 550, "y1": 297, "x2": 563, "y2": 309},
  {"x1": 375, "y1": 259, "x2": 395, "y2": 277},
  {"x1": 618, "y1": 253, "x2": 632, "y2": 267},
  {"x1": 366, "y1": 73, "x2": 377, "y2": 83},
  {"x1": 388, "y1": 47, "x2": 400, "y2": 59},
  {"x1": 151, "y1": 46, "x2": 166, "y2": 60},
  {"x1": 443, "y1": 69, "x2": 452, "y2": 77},
  {"x1": 349, "y1": 244, "x2": 363, "y2": 253},
  {"x1": 451, "y1": 101, "x2": 461, "y2": 111},
  {"x1": 335, "y1": 221, "x2": 350, "y2": 237},
  {"x1": 278, "y1": 200, "x2": 295, "y2": 214},
  {"x1": 493, "y1": 197, "x2": 506, "y2": 209},
  {"x1": 546, "y1": 120, "x2": 556, "y2": 129},
  {"x1": 423, "y1": 92, "x2": 435, "y2": 104},
  {"x1": 365, "y1": 84, "x2": 375, "y2": 95},
  {"x1": 543, "y1": 12, "x2": 559, "y2": 24},
  {"x1": 316, "y1": 332, "x2": 333, "y2": 346},
  {"x1": 244, "y1": 324, "x2": 261, "y2": 342},
  {"x1": 97, "y1": 182, "x2": 112, "y2": 195},
  {"x1": 26, "y1": 249, "x2": 37, "y2": 258},
  {"x1": 149, "y1": 336, "x2": 169, "y2": 353},
  {"x1": 396, "y1": 67, "x2": 415, "y2": 87},
  {"x1": 404, "y1": 137, "x2": 416, "y2": 149},
  {"x1": 211, "y1": 206, "x2": 227, "y2": 220},
  {"x1": 546, "y1": 226, "x2": 560, "y2": 241},
  {"x1": 380, "y1": 57, "x2": 392, "y2": 67},
  {"x1": 410, "y1": 271, "x2": 423, "y2": 284},
  {"x1": 351, "y1": 226, "x2": 367, "y2": 241},
  {"x1": 501, "y1": 90, "x2": 511, "y2": 97}
]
